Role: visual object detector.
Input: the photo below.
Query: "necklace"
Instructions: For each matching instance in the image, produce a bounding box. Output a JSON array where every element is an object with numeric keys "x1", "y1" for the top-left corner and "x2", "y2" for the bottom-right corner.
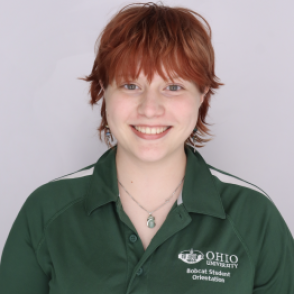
[{"x1": 118, "y1": 176, "x2": 185, "y2": 228}]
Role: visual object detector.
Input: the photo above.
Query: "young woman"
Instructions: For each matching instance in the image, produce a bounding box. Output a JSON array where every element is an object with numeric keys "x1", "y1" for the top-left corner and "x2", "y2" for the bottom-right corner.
[{"x1": 0, "y1": 2, "x2": 293, "y2": 294}]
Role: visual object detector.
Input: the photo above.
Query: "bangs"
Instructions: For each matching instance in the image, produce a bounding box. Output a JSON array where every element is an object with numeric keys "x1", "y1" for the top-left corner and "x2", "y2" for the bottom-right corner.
[
  {"x1": 98, "y1": 4, "x2": 211, "y2": 91},
  {"x1": 109, "y1": 44, "x2": 204, "y2": 88}
]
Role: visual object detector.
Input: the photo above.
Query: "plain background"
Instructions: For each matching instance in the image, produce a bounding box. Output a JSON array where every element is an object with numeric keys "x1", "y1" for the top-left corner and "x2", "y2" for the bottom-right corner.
[{"x1": 1, "y1": 0, "x2": 293, "y2": 255}]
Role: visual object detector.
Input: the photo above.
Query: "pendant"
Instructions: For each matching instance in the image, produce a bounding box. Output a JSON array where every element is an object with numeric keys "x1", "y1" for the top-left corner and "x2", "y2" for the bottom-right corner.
[{"x1": 147, "y1": 214, "x2": 156, "y2": 228}]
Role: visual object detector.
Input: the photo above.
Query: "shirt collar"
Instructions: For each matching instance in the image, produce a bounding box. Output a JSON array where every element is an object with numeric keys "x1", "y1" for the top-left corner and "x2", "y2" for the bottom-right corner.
[{"x1": 84, "y1": 144, "x2": 226, "y2": 219}]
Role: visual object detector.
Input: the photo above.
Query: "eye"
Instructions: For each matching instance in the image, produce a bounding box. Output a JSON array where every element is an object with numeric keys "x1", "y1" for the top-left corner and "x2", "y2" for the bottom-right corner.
[
  {"x1": 122, "y1": 84, "x2": 139, "y2": 90},
  {"x1": 166, "y1": 84, "x2": 183, "y2": 91}
]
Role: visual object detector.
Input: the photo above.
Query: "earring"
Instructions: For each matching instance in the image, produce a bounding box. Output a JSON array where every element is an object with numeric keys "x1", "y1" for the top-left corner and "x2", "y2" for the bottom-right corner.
[
  {"x1": 192, "y1": 127, "x2": 198, "y2": 153},
  {"x1": 105, "y1": 123, "x2": 111, "y2": 149}
]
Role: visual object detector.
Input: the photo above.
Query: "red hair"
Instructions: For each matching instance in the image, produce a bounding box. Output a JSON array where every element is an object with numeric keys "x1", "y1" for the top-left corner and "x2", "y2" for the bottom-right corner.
[{"x1": 81, "y1": 2, "x2": 223, "y2": 148}]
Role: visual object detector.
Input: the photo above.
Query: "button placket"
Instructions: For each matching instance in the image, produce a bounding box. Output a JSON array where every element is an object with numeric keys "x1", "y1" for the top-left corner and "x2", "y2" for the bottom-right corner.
[
  {"x1": 136, "y1": 267, "x2": 143, "y2": 276},
  {"x1": 129, "y1": 234, "x2": 138, "y2": 243}
]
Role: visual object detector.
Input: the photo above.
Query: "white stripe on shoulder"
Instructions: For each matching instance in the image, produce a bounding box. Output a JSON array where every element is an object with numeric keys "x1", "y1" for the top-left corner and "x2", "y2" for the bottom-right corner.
[
  {"x1": 51, "y1": 166, "x2": 94, "y2": 182},
  {"x1": 209, "y1": 168, "x2": 270, "y2": 199}
]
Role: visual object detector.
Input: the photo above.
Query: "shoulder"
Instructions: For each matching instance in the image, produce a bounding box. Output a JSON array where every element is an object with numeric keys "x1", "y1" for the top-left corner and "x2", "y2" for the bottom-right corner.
[
  {"x1": 207, "y1": 164, "x2": 293, "y2": 258},
  {"x1": 17, "y1": 163, "x2": 96, "y2": 248},
  {"x1": 207, "y1": 163, "x2": 292, "y2": 236},
  {"x1": 26, "y1": 163, "x2": 95, "y2": 210},
  {"x1": 208, "y1": 164, "x2": 273, "y2": 211}
]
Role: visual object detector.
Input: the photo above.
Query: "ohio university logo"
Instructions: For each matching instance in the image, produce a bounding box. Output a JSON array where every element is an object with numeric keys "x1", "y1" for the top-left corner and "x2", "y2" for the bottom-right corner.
[
  {"x1": 178, "y1": 249, "x2": 204, "y2": 264},
  {"x1": 178, "y1": 248, "x2": 239, "y2": 269}
]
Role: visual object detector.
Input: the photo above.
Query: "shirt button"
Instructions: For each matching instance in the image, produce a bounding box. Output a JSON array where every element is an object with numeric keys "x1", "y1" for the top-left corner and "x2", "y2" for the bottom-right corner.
[
  {"x1": 129, "y1": 234, "x2": 138, "y2": 243},
  {"x1": 136, "y1": 267, "x2": 143, "y2": 276}
]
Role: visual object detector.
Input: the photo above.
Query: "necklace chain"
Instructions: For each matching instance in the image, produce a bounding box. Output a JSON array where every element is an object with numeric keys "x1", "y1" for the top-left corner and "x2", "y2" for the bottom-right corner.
[{"x1": 117, "y1": 176, "x2": 185, "y2": 215}]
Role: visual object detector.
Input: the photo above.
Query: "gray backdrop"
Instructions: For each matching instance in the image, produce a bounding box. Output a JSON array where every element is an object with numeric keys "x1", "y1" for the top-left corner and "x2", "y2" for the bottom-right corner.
[{"x1": 1, "y1": 0, "x2": 293, "y2": 254}]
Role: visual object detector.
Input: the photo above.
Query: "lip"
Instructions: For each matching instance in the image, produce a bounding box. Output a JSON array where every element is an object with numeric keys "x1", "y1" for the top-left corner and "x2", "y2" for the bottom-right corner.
[{"x1": 130, "y1": 125, "x2": 172, "y2": 140}]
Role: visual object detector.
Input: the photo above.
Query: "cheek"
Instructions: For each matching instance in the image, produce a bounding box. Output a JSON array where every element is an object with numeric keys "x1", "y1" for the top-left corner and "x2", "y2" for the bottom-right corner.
[
  {"x1": 107, "y1": 99, "x2": 136, "y2": 133},
  {"x1": 107, "y1": 96, "x2": 129, "y2": 121},
  {"x1": 173, "y1": 98, "x2": 199, "y2": 124}
]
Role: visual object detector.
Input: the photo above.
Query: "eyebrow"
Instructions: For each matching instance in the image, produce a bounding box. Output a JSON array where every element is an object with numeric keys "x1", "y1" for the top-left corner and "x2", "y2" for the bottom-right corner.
[{"x1": 115, "y1": 74, "x2": 184, "y2": 82}]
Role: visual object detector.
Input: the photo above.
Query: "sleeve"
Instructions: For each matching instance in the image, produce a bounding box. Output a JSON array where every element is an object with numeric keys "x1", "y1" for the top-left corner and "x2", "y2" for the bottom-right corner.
[
  {"x1": 0, "y1": 203, "x2": 49, "y2": 294},
  {"x1": 252, "y1": 201, "x2": 294, "y2": 293}
]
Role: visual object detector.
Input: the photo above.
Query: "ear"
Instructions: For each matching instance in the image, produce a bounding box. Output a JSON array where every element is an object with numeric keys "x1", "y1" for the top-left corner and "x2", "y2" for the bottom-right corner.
[
  {"x1": 201, "y1": 86, "x2": 210, "y2": 104},
  {"x1": 99, "y1": 79, "x2": 105, "y2": 91}
]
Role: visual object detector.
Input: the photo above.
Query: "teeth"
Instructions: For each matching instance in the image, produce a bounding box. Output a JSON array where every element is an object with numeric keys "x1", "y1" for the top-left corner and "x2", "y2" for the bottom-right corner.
[{"x1": 134, "y1": 126, "x2": 169, "y2": 134}]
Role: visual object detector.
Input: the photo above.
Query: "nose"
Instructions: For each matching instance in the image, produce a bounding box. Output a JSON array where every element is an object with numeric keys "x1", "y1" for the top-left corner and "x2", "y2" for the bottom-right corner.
[{"x1": 137, "y1": 89, "x2": 165, "y2": 118}]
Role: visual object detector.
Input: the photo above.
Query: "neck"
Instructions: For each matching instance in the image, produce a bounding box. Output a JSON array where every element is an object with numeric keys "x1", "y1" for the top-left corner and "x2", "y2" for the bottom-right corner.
[{"x1": 115, "y1": 144, "x2": 187, "y2": 207}]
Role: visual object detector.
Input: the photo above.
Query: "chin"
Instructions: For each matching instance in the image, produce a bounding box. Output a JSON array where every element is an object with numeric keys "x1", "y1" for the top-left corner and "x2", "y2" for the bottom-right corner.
[{"x1": 131, "y1": 143, "x2": 173, "y2": 161}]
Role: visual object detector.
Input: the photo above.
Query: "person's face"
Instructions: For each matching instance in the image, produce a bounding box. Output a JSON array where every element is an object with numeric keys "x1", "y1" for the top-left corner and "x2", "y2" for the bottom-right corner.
[{"x1": 102, "y1": 69, "x2": 207, "y2": 162}]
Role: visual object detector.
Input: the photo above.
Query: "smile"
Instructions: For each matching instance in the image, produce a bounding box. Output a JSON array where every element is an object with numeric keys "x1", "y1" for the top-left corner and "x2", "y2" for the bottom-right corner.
[
  {"x1": 130, "y1": 125, "x2": 172, "y2": 140},
  {"x1": 133, "y1": 126, "x2": 170, "y2": 134}
]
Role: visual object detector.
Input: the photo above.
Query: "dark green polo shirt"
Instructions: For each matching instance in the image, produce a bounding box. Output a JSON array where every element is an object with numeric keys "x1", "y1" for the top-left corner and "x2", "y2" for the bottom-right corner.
[{"x1": 0, "y1": 144, "x2": 293, "y2": 294}]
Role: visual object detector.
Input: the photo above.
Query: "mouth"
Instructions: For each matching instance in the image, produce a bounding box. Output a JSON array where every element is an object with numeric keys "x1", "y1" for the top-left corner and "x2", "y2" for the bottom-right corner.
[
  {"x1": 131, "y1": 125, "x2": 172, "y2": 134},
  {"x1": 130, "y1": 125, "x2": 172, "y2": 140}
]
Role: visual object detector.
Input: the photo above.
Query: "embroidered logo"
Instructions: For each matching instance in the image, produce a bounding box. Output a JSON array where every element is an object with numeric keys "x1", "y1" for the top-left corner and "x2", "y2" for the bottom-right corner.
[
  {"x1": 178, "y1": 248, "x2": 239, "y2": 269},
  {"x1": 178, "y1": 249, "x2": 204, "y2": 264},
  {"x1": 179, "y1": 248, "x2": 239, "y2": 283}
]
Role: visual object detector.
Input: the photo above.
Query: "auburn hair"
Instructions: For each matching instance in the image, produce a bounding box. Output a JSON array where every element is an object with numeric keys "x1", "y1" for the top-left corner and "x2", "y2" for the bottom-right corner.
[{"x1": 81, "y1": 2, "x2": 223, "y2": 148}]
